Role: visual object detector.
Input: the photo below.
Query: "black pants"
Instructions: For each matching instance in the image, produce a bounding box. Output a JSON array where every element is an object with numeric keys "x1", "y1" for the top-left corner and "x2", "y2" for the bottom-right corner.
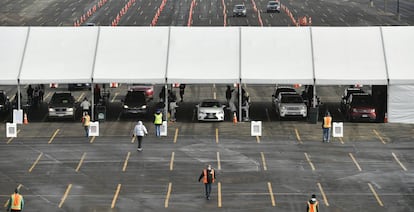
[
  {"x1": 137, "y1": 136, "x2": 143, "y2": 148},
  {"x1": 204, "y1": 183, "x2": 212, "y2": 198}
]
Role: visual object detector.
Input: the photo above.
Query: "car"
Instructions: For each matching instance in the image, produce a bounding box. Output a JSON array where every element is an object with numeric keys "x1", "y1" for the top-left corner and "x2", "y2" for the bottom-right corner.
[
  {"x1": 345, "y1": 93, "x2": 376, "y2": 122},
  {"x1": 340, "y1": 87, "x2": 365, "y2": 113},
  {"x1": 196, "y1": 99, "x2": 226, "y2": 121},
  {"x1": 271, "y1": 87, "x2": 297, "y2": 108},
  {"x1": 275, "y1": 93, "x2": 307, "y2": 118},
  {"x1": 68, "y1": 83, "x2": 91, "y2": 91},
  {"x1": 233, "y1": 4, "x2": 247, "y2": 17},
  {"x1": 122, "y1": 90, "x2": 148, "y2": 115},
  {"x1": 0, "y1": 91, "x2": 11, "y2": 114},
  {"x1": 266, "y1": 1, "x2": 280, "y2": 13},
  {"x1": 48, "y1": 92, "x2": 77, "y2": 120},
  {"x1": 129, "y1": 85, "x2": 154, "y2": 101}
]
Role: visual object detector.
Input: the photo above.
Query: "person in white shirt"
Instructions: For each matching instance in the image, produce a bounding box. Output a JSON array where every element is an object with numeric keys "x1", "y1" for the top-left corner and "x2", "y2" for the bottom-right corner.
[
  {"x1": 80, "y1": 98, "x2": 91, "y2": 115},
  {"x1": 133, "y1": 121, "x2": 148, "y2": 151}
]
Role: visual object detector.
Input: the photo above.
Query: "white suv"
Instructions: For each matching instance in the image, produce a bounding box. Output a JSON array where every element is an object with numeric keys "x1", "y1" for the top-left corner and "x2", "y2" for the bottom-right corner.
[{"x1": 276, "y1": 93, "x2": 307, "y2": 119}]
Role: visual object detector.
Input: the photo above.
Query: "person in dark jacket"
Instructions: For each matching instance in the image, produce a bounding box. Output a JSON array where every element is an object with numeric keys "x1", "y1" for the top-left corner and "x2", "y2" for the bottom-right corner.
[
  {"x1": 198, "y1": 164, "x2": 216, "y2": 200},
  {"x1": 306, "y1": 194, "x2": 319, "y2": 212}
]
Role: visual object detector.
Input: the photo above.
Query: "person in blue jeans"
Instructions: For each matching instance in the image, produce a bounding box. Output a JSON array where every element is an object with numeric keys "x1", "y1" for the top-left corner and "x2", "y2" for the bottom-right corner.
[
  {"x1": 322, "y1": 111, "x2": 332, "y2": 142},
  {"x1": 154, "y1": 110, "x2": 163, "y2": 137}
]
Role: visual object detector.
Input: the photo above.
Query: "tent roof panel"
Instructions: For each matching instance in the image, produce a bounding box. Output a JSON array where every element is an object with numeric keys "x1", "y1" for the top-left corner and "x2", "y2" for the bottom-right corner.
[
  {"x1": 93, "y1": 27, "x2": 169, "y2": 84},
  {"x1": 382, "y1": 26, "x2": 414, "y2": 85},
  {"x1": 19, "y1": 27, "x2": 97, "y2": 84},
  {"x1": 0, "y1": 27, "x2": 28, "y2": 85},
  {"x1": 166, "y1": 27, "x2": 240, "y2": 84},
  {"x1": 313, "y1": 27, "x2": 388, "y2": 85},
  {"x1": 240, "y1": 27, "x2": 314, "y2": 84}
]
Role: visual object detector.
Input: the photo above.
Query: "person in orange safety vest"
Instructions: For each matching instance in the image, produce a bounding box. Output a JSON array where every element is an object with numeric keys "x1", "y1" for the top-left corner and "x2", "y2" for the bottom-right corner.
[
  {"x1": 306, "y1": 194, "x2": 319, "y2": 212},
  {"x1": 6, "y1": 188, "x2": 24, "y2": 212},
  {"x1": 198, "y1": 164, "x2": 216, "y2": 200},
  {"x1": 322, "y1": 111, "x2": 332, "y2": 142}
]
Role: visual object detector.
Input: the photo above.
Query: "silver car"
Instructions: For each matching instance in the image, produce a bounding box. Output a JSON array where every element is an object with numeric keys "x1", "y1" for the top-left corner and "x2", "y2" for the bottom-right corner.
[
  {"x1": 196, "y1": 99, "x2": 226, "y2": 121},
  {"x1": 276, "y1": 93, "x2": 307, "y2": 118},
  {"x1": 233, "y1": 4, "x2": 247, "y2": 17},
  {"x1": 266, "y1": 1, "x2": 281, "y2": 13}
]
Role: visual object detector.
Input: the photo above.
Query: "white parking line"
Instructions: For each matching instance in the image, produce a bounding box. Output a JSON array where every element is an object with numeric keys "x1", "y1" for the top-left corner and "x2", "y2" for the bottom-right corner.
[{"x1": 392, "y1": 152, "x2": 407, "y2": 171}]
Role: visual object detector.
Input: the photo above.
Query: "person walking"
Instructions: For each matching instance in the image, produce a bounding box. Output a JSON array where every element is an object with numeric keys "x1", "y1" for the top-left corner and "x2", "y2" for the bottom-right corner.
[
  {"x1": 80, "y1": 97, "x2": 91, "y2": 115},
  {"x1": 169, "y1": 101, "x2": 178, "y2": 122},
  {"x1": 82, "y1": 112, "x2": 91, "y2": 137},
  {"x1": 306, "y1": 194, "x2": 319, "y2": 212},
  {"x1": 133, "y1": 121, "x2": 148, "y2": 151},
  {"x1": 322, "y1": 111, "x2": 332, "y2": 142},
  {"x1": 154, "y1": 110, "x2": 163, "y2": 137},
  {"x1": 179, "y1": 84, "x2": 186, "y2": 102},
  {"x1": 198, "y1": 164, "x2": 216, "y2": 200},
  {"x1": 225, "y1": 85, "x2": 233, "y2": 106},
  {"x1": 6, "y1": 188, "x2": 24, "y2": 212}
]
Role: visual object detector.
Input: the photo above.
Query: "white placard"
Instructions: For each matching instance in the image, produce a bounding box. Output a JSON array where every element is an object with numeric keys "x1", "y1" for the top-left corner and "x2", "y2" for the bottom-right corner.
[
  {"x1": 160, "y1": 121, "x2": 167, "y2": 136},
  {"x1": 89, "y1": 122, "x2": 99, "y2": 136},
  {"x1": 251, "y1": 121, "x2": 262, "y2": 136},
  {"x1": 332, "y1": 122, "x2": 343, "y2": 138},
  {"x1": 13, "y1": 109, "x2": 23, "y2": 124},
  {"x1": 6, "y1": 123, "x2": 17, "y2": 138}
]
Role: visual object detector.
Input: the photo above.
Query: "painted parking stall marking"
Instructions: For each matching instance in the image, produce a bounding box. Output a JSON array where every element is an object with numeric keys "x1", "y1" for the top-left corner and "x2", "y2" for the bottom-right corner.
[
  {"x1": 111, "y1": 184, "x2": 122, "y2": 208},
  {"x1": 373, "y1": 129, "x2": 386, "y2": 144},
  {"x1": 304, "y1": 152, "x2": 315, "y2": 171},
  {"x1": 392, "y1": 152, "x2": 407, "y2": 171},
  {"x1": 169, "y1": 152, "x2": 175, "y2": 171},
  {"x1": 261, "y1": 152, "x2": 268, "y2": 171},
  {"x1": 48, "y1": 129, "x2": 60, "y2": 144},
  {"x1": 267, "y1": 182, "x2": 276, "y2": 206},
  {"x1": 123, "y1": 152, "x2": 131, "y2": 172},
  {"x1": 317, "y1": 182, "x2": 329, "y2": 206},
  {"x1": 28, "y1": 152, "x2": 43, "y2": 173},
  {"x1": 368, "y1": 183, "x2": 384, "y2": 206},
  {"x1": 75, "y1": 152, "x2": 86, "y2": 172},
  {"x1": 295, "y1": 128, "x2": 303, "y2": 144},
  {"x1": 164, "y1": 182, "x2": 172, "y2": 208},
  {"x1": 349, "y1": 153, "x2": 362, "y2": 171},
  {"x1": 59, "y1": 184, "x2": 72, "y2": 208}
]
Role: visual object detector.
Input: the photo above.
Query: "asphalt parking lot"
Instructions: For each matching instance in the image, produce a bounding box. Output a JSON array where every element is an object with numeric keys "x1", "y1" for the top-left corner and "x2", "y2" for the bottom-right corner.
[{"x1": 1, "y1": 118, "x2": 413, "y2": 211}]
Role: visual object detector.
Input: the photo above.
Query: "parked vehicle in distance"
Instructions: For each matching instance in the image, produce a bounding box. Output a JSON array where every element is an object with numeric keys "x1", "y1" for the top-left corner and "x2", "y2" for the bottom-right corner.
[
  {"x1": 68, "y1": 83, "x2": 91, "y2": 91},
  {"x1": 340, "y1": 87, "x2": 365, "y2": 113},
  {"x1": 0, "y1": 91, "x2": 11, "y2": 114},
  {"x1": 122, "y1": 90, "x2": 148, "y2": 116},
  {"x1": 48, "y1": 92, "x2": 77, "y2": 120},
  {"x1": 345, "y1": 93, "x2": 376, "y2": 122},
  {"x1": 233, "y1": 4, "x2": 247, "y2": 17},
  {"x1": 196, "y1": 99, "x2": 226, "y2": 121},
  {"x1": 266, "y1": 1, "x2": 280, "y2": 13},
  {"x1": 275, "y1": 93, "x2": 307, "y2": 119},
  {"x1": 129, "y1": 85, "x2": 154, "y2": 101},
  {"x1": 272, "y1": 86, "x2": 297, "y2": 108}
]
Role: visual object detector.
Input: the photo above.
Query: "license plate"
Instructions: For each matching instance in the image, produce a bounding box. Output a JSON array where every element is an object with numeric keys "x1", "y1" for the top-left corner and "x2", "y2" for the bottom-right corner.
[{"x1": 362, "y1": 114, "x2": 368, "y2": 117}]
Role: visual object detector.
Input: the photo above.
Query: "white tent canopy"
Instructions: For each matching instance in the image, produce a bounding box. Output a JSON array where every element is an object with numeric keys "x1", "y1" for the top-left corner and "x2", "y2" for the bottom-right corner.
[
  {"x1": 19, "y1": 27, "x2": 98, "y2": 84},
  {"x1": 240, "y1": 27, "x2": 314, "y2": 84},
  {"x1": 93, "y1": 27, "x2": 169, "y2": 84},
  {"x1": 312, "y1": 27, "x2": 388, "y2": 85},
  {"x1": 382, "y1": 26, "x2": 414, "y2": 85},
  {"x1": 0, "y1": 27, "x2": 28, "y2": 85},
  {"x1": 166, "y1": 27, "x2": 240, "y2": 84}
]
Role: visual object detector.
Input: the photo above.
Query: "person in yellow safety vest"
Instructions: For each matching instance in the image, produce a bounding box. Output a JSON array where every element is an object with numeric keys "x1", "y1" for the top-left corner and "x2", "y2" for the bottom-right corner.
[
  {"x1": 198, "y1": 164, "x2": 216, "y2": 200},
  {"x1": 322, "y1": 111, "x2": 332, "y2": 143},
  {"x1": 7, "y1": 188, "x2": 24, "y2": 212},
  {"x1": 306, "y1": 194, "x2": 319, "y2": 212},
  {"x1": 82, "y1": 112, "x2": 91, "y2": 137},
  {"x1": 154, "y1": 110, "x2": 163, "y2": 137}
]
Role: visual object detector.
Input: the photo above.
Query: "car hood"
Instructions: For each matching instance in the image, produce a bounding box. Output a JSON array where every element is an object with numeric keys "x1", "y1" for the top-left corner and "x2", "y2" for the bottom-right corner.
[
  {"x1": 124, "y1": 101, "x2": 146, "y2": 107},
  {"x1": 199, "y1": 107, "x2": 224, "y2": 113},
  {"x1": 49, "y1": 103, "x2": 74, "y2": 107}
]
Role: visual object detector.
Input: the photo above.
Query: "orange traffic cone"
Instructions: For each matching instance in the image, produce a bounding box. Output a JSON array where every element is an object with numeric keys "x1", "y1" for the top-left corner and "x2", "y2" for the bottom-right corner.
[
  {"x1": 23, "y1": 113, "x2": 28, "y2": 125},
  {"x1": 233, "y1": 112, "x2": 238, "y2": 125}
]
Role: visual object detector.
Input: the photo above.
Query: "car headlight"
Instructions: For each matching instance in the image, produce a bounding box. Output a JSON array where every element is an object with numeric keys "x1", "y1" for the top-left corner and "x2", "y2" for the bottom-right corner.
[
  {"x1": 218, "y1": 111, "x2": 224, "y2": 115},
  {"x1": 199, "y1": 111, "x2": 206, "y2": 115},
  {"x1": 301, "y1": 105, "x2": 307, "y2": 111},
  {"x1": 49, "y1": 108, "x2": 55, "y2": 112},
  {"x1": 352, "y1": 108, "x2": 358, "y2": 112},
  {"x1": 141, "y1": 105, "x2": 147, "y2": 109},
  {"x1": 123, "y1": 105, "x2": 129, "y2": 109},
  {"x1": 67, "y1": 108, "x2": 74, "y2": 112},
  {"x1": 281, "y1": 106, "x2": 286, "y2": 110},
  {"x1": 370, "y1": 109, "x2": 376, "y2": 113}
]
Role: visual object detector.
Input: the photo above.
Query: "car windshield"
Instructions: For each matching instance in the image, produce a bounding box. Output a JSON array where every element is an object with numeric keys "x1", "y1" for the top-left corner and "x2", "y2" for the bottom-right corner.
[
  {"x1": 345, "y1": 89, "x2": 364, "y2": 99},
  {"x1": 125, "y1": 91, "x2": 146, "y2": 103},
  {"x1": 201, "y1": 101, "x2": 221, "y2": 107},
  {"x1": 268, "y1": 2, "x2": 278, "y2": 5},
  {"x1": 275, "y1": 88, "x2": 296, "y2": 96},
  {"x1": 352, "y1": 96, "x2": 373, "y2": 106},
  {"x1": 236, "y1": 5, "x2": 245, "y2": 9},
  {"x1": 51, "y1": 94, "x2": 73, "y2": 104},
  {"x1": 281, "y1": 95, "x2": 303, "y2": 103}
]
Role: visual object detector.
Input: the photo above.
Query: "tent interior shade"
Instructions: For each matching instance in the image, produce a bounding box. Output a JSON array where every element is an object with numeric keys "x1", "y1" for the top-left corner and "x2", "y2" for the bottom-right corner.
[
  {"x1": 382, "y1": 27, "x2": 414, "y2": 85},
  {"x1": 240, "y1": 27, "x2": 314, "y2": 85},
  {"x1": 19, "y1": 27, "x2": 98, "y2": 84},
  {"x1": 92, "y1": 27, "x2": 169, "y2": 84},
  {"x1": 312, "y1": 27, "x2": 388, "y2": 85},
  {"x1": 0, "y1": 27, "x2": 28, "y2": 85},
  {"x1": 166, "y1": 27, "x2": 240, "y2": 84}
]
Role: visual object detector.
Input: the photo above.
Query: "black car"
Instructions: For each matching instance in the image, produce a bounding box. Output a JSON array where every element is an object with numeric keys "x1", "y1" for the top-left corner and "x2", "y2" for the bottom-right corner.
[
  {"x1": 48, "y1": 92, "x2": 77, "y2": 120},
  {"x1": 0, "y1": 91, "x2": 11, "y2": 114},
  {"x1": 340, "y1": 87, "x2": 365, "y2": 113},
  {"x1": 122, "y1": 90, "x2": 148, "y2": 115},
  {"x1": 68, "y1": 83, "x2": 91, "y2": 91}
]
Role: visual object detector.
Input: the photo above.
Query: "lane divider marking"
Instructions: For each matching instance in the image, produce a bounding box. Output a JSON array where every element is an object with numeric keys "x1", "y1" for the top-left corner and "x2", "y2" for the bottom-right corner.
[
  {"x1": 317, "y1": 182, "x2": 329, "y2": 206},
  {"x1": 295, "y1": 128, "x2": 302, "y2": 144},
  {"x1": 111, "y1": 184, "x2": 122, "y2": 208},
  {"x1": 29, "y1": 152, "x2": 43, "y2": 173},
  {"x1": 165, "y1": 182, "x2": 172, "y2": 208},
  {"x1": 58, "y1": 184, "x2": 72, "y2": 208},
  {"x1": 304, "y1": 153, "x2": 315, "y2": 171},
  {"x1": 217, "y1": 152, "x2": 221, "y2": 170},
  {"x1": 256, "y1": 136, "x2": 260, "y2": 144},
  {"x1": 349, "y1": 153, "x2": 362, "y2": 171},
  {"x1": 123, "y1": 152, "x2": 131, "y2": 172},
  {"x1": 111, "y1": 92, "x2": 119, "y2": 102},
  {"x1": 267, "y1": 182, "x2": 276, "y2": 206},
  {"x1": 174, "y1": 128, "x2": 179, "y2": 143},
  {"x1": 48, "y1": 129, "x2": 60, "y2": 144},
  {"x1": 7, "y1": 129, "x2": 21, "y2": 144},
  {"x1": 368, "y1": 183, "x2": 384, "y2": 207},
  {"x1": 131, "y1": 136, "x2": 136, "y2": 143},
  {"x1": 216, "y1": 128, "x2": 219, "y2": 144},
  {"x1": 218, "y1": 182, "x2": 222, "y2": 208},
  {"x1": 170, "y1": 152, "x2": 175, "y2": 171},
  {"x1": 339, "y1": 137, "x2": 344, "y2": 144},
  {"x1": 76, "y1": 152, "x2": 86, "y2": 172},
  {"x1": 76, "y1": 93, "x2": 85, "y2": 103},
  {"x1": 89, "y1": 136, "x2": 96, "y2": 144},
  {"x1": 261, "y1": 152, "x2": 267, "y2": 171},
  {"x1": 373, "y1": 129, "x2": 386, "y2": 144},
  {"x1": 265, "y1": 108, "x2": 271, "y2": 122},
  {"x1": 392, "y1": 152, "x2": 407, "y2": 171}
]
